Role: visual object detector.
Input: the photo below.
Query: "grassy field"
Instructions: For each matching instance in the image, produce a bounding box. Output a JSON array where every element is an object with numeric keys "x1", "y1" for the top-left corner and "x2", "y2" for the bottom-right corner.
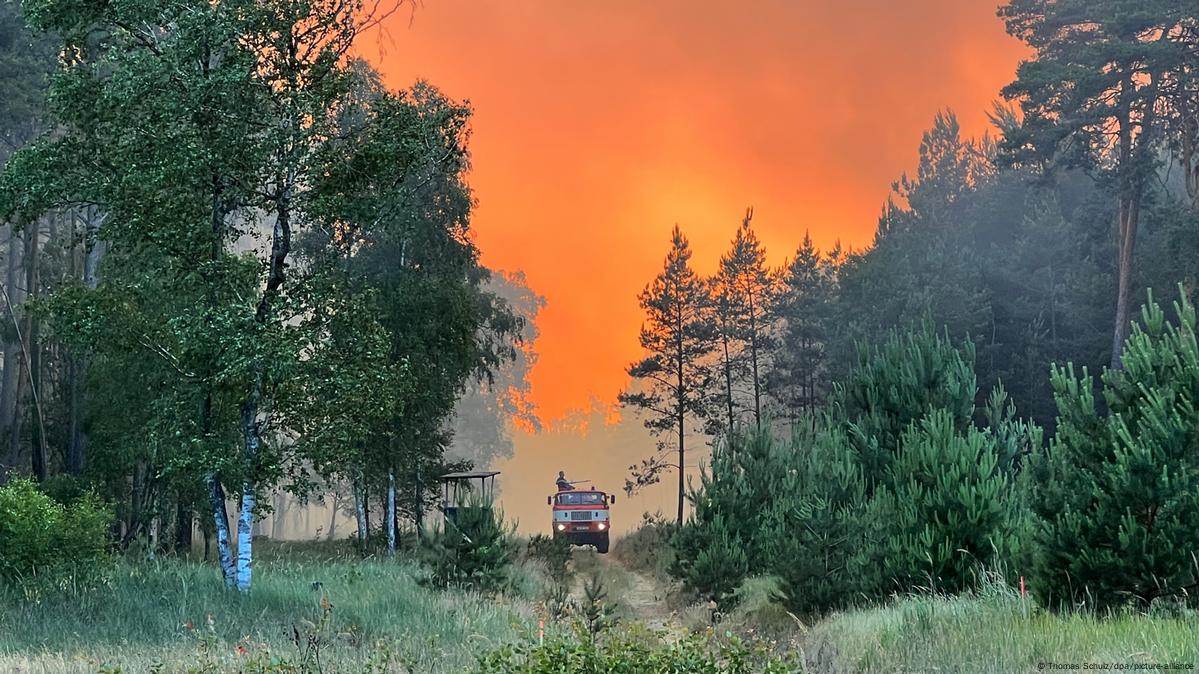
[
  {"x1": 0, "y1": 541, "x2": 538, "y2": 674},
  {"x1": 7, "y1": 539, "x2": 1199, "y2": 673},
  {"x1": 803, "y1": 585, "x2": 1199, "y2": 673}
]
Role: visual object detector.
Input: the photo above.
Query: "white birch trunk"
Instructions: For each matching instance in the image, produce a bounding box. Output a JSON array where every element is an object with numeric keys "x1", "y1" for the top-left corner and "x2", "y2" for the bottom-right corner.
[
  {"x1": 206, "y1": 474, "x2": 235, "y2": 587},
  {"x1": 236, "y1": 485, "x2": 254, "y2": 591}
]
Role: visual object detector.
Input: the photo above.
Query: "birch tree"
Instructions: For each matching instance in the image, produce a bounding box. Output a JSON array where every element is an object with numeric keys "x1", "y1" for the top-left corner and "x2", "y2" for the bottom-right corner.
[{"x1": 4, "y1": 0, "x2": 416, "y2": 589}]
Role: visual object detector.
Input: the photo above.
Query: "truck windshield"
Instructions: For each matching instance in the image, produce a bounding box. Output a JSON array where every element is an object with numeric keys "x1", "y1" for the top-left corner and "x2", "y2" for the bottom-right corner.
[{"x1": 557, "y1": 492, "x2": 605, "y2": 505}]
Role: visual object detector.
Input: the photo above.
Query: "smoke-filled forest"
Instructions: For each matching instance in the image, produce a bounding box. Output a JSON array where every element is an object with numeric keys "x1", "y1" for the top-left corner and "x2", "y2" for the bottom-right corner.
[{"x1": 3, "y1": 0, "x2": 1199, "y2": 673}]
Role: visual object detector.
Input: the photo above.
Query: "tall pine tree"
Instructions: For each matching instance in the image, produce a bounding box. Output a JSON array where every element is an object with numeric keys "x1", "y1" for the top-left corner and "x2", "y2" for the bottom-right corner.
[
  {"x1": 1000, "y1": 0, "x2": 1190, "y2": 367},
  {"x1": 620, "y1": 225, "x2": 714, "y2": 525}
]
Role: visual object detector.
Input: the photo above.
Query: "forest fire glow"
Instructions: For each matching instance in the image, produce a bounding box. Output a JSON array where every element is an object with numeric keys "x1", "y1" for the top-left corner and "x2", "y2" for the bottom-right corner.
[
  {"x1": 361, "y1": 0, "x2": 1028, "y2": 422},
  {"x1": 6, "y1": 0, "x2": 1199, "y2": 669}
]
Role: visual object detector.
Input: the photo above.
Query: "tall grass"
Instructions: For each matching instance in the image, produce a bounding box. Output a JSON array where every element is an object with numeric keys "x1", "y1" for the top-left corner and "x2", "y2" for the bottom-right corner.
[
  {"x1": 0, "y1": 541, "x2": 534, "y2": 673},
  {"x1": 804, "y1": 578, "x2": 1199, "y2": 673}
]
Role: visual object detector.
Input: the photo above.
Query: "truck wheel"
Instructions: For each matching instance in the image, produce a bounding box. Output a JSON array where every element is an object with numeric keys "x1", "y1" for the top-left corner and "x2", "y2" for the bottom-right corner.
[{"x1": 596, "y1": 535, "x2": 610, "y2": 554}]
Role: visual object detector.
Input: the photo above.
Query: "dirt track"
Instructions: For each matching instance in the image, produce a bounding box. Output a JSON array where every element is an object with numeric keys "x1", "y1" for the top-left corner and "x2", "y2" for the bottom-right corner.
[{"x1": 568, "y1": 548, "x2": 689, "y2": 636}]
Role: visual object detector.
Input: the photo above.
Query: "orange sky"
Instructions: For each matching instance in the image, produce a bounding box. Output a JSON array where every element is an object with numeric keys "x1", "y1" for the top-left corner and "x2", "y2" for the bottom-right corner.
[{"x1": 365, "y1": 0, "x2": 1027, "y2": 424}]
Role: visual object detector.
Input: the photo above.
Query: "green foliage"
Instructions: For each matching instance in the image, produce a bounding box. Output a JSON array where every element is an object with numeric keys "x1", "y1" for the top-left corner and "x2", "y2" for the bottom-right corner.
[
  {"x1": 767, "y1": 232, "x2": 839, "y2": 418},
  {"x1": 612, "y1": 512, "x2": 677, "y2": 583},
  {"x1": 472, "y1": 627, "x2": 797, "y2": 674},
  {"x1": 526, "y1": 534, "x2": 572, "y2": 583},
  {"x1": 827, "y1": 108, "x2": 1121, "y2": 433},
  {"x1": 754, "y1": 428, "x2": 866, "y2": 612},
  {"x1": 676, "y1": 325, "x2": 1037, "y2": 615},
  {"x1": 0, "y1": 0, "x2": 520, "y2": 584},
  {"x1": 579, "y1": 574, "x2": 620, "y2": 641},
  {"x1": 420, "y1": 498, "x2": 518, "y2": 593},
  {"x1": 705, "y1": 208, "x2": 778, "y2": 432},
  {"x1": 852, "y1": 408, "x2": 1027, "y2": 596},
  {"x1": 1033, "y1": 287, "x2": 1199, "y2": 610},
  {"x1": 834, "y1": 324, "x2": 978, "y2": 490},
  {"x1": 0, "y1": 478, "x2": 111, "y2": 590},
  {"x1": 674, "y1": 424, "x2": 865, "y2": 613}
]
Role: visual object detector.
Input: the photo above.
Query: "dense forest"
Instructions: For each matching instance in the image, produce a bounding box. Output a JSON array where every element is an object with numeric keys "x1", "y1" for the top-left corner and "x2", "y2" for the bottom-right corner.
[{"x1": 618, "y1": 0, "x2": 1199, "y2": 615}]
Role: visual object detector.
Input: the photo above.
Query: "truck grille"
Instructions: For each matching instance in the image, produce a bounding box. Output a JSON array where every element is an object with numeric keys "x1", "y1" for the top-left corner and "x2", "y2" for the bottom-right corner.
[{"x1": 570, "y1": 511, "x2": 592, "y2": 521}]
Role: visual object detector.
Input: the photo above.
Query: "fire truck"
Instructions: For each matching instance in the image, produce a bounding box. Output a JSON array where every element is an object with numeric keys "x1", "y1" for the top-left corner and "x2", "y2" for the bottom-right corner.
[{"x1": 547, "y1": 484, "x2": 615, "y2": 553}]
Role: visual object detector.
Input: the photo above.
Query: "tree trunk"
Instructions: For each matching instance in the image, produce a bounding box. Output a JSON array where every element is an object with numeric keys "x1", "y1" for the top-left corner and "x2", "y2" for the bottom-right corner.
[
  {"x1": 1110, "y1": 190, "x2": 1142, "y2": 370},
  {"x1": 676, "y1": 337, "x2": 685, "y2": 527},
  {"x1": 0, "y1": 224, "x2": 24, "y2": 481},
  {"x1": 327, "y1": 489, "x2": 339, "y2": 540},
  {"x1": 67, "y1": 207, "x2": 104, "y2": 475},
  {"x1": 206, "y1": 473, "x2": 236, "y2": 587},
  {"x1": 21, "y1": 219, "x2": 43, "y2": 480},
  {"x1": 748, "y1": 292, "x2": 761, "y2": 427},
  {"x1": 412, "y1": 462, "x2": 423, "y2": 538},
  {"x1": 386, "y1": 468, "x2": 396, "y2": 557},
  {"x1": 362, "y1": 484, "x2": 371, "y2": 539},
  {"x1": 721, "y1": 325, "x2": 734, "y2": 433},
  {"x1": 66, "y1": 352, "x2": 86, "y2": 474},
  {"x1": 676, "y1": 411, "x2": 685, "y2": 527},
  {"x1": 236, "y1": 383, "x2": 261, "y2": 591},
  {"x1": 175, "y1": 502, "x2": 193, "y2": 554},
  {"x1": 353, "y1": 477, "x2": 367, "y2": 546},
  {"x1": 28, "y1": 214, "x2": 47, "y2": 477},
  {"x1": 271, "y1": 491, "x2": 288, "y2": 539}
]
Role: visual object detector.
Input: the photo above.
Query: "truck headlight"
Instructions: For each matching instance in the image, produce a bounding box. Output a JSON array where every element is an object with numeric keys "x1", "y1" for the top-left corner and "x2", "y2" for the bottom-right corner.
[
  {"x1": 597, "y1": 522, "x2": 607, "y2": 530},
  {"x1": 556, "y1": 524, "x2": 566, "y2": 531}
]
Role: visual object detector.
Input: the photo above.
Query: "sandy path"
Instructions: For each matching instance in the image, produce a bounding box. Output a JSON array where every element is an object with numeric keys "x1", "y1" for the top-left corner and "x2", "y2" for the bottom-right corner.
[{"x1": 568, "y1": 549, "x2": 689, "y2": 637}]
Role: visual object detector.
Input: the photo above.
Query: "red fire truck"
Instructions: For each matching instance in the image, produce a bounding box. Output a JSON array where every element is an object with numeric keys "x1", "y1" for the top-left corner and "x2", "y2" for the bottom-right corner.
[{"x1": 547, "y1": 486, "x2": 615, "y2": 553}]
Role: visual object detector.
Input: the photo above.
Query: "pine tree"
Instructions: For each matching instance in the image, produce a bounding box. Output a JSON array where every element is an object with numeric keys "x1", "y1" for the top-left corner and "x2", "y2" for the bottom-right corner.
[
  {"x1": 768, "y1": 232, "x2": 836, "y2": 419},
  {"x1": 619, "y1": 225, "x2": 714, "y2": 525},
  {"x1": 855, "y1": 403, "x2": 1032, "y2": 596},
  {"x1": 1000, "y1": 0, "x2": 1191, "y2": 367},
  {"x1": 1033, "y1": 287, "x2": 1199, "y2": 610},
  {"x1": 711, "y1": 208, "x2": 777, "y2": 428},
  {"x1": 834, "y1": 325, "x2": 978, "y2": 492}
]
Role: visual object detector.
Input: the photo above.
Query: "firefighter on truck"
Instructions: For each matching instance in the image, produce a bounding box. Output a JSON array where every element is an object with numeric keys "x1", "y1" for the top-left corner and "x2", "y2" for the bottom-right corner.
[{"x1": 548, "y1": 471, "x2": 615, "y2": 554}]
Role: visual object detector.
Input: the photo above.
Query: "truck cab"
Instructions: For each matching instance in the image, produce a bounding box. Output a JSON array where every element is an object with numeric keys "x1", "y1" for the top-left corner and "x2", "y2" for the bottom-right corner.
[{"x1": 547, "y1": 489, "x2": 615, "y2": 553}]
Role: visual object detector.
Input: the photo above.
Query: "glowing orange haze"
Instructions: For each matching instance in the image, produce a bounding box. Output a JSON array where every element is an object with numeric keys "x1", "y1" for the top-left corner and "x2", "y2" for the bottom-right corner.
[
  {"x1": 355, "y1": 2, "x2": 1028, "y2": 529},
  {"x1": 364, "y1": 0, "x2": 1025, "y2": 421}
]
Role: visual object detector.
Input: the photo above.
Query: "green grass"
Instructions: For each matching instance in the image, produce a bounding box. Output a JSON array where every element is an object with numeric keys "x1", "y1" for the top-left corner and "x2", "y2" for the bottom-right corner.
[
  {"x1": 804, "y1": 584, "x2": 1199, "y2": 673},
  {"x1": 10, "y1": 539, "x2": 1199, "y2": 674},
  {"x1": 0, "y1": 541, "x2": 536, "y2": 673}
]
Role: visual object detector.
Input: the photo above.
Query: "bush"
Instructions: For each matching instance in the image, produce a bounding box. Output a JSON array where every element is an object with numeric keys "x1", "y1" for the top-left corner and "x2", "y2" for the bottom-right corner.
[
  {"x1": 754, "y1": 426, "x2": 866, "y2": 612},
  {"x1": 419, "y1": 497, "x2": 517, "y2": 593},
  {"x1": 472, "y1": 626, "x2": 797, "y2": 674},
  {"x1": 1033, "y1": 288, "x2": 1199, "y2": 610},
  {"x1": 678, "y1": 514, "x2": 748, "y2": 608},
  {"x1": 0, "y1": 478, "x2": 112, "y2": 590},
  {"x1": 525, "y1": 534, "x2": 572, "y2": 582},
  {"x1": 674, "y1": 424, "x2": 865, "y2": 613},
  {"x1": 612, "y1": 512, "x2": 676, "y2": 582},
  {"x1": 853, "y1": 405, "x2": 1027, "y2": 596}
]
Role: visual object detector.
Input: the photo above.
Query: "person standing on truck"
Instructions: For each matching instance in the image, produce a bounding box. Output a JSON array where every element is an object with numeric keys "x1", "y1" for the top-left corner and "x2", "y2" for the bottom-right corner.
[{"x1": 556, "y1": 471, "x2": 573, "y2": 491}]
